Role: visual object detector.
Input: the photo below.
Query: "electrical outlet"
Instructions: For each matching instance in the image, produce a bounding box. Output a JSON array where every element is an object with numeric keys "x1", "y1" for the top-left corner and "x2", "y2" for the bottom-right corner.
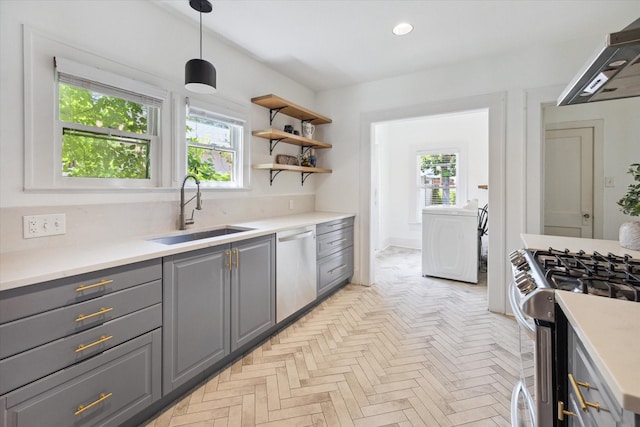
[
  {"x1": 289, "y1": 199, "x2": 294, "y2": 210},
  {"x1": 23, "y1": 214, "x2": 66, "y2": 239}
]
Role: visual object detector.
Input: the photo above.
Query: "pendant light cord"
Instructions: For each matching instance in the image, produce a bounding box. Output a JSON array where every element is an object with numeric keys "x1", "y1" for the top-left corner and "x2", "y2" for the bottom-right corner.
[{"x1": 199, "y1": 7, "x2": 203, "y2": 59}]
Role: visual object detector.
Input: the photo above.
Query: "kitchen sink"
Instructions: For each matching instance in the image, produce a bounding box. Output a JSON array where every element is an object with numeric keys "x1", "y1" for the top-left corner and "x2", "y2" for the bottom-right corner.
[{"x1": 149, "y1": 227, "x2": 254, "y2": 245}]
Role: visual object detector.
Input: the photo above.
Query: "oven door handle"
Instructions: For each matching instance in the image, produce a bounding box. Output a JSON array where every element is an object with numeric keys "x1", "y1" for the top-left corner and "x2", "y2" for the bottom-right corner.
[
  {"x1": 511, "y1": 380, "x2": 536, "y2": 427},
  {"x1": 509, "y1": 280, "x2": 536, "y2": 338}
]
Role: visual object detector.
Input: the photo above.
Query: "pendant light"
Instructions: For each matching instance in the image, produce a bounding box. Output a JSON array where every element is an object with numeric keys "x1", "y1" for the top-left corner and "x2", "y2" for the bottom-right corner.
[{"x1": 185, "y1": 0, "x2": 216, "y2": 94}]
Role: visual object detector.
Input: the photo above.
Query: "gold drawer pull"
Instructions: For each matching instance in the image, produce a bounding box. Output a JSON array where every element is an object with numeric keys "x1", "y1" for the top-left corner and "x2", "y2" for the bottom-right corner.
[
  {"x1": 233, "y1": 248, "x2": 239, "y2": 269},
  {"x1": 75, "y1": 392, "x2": 113, "y2": 416},
  {"x1": 75, "y1": 279, "x2": 113, "y2": 292},
  {"x1": 329, "y1": 238, "x2": 348, "y2": 245},
  {"x1": 569, "y1": 373, "x2": 600, "y2": 412},
  {"x1": 329, "y1": 222, "x2": 347, "y2": 227},
  {"x1": 75, "y1": 335, "x2": 113, "y2": 353},
  {"x1": 558, "y1": 401, "x2": 575, "y2": 420},
  {"x1": 75, "y1": 307, "x2": 113, "y2": 322},
  {"x1": 329, "y1": 264, "x2": 347, "y2": 274}
]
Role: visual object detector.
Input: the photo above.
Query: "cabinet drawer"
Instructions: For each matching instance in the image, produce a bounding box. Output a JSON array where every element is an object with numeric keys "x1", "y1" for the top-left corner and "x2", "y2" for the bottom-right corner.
[
  {"x1": 318, "y1": 249, "x2": 353, "y2": 296},
  {"x1": 1, "y1": 329, "x2": 161, "y2": 427},
  {"x1": 568, "y1": 325, "x2": 622, "y2": 426},
  {"x1": 317, "y1": 227, "x2": 353, "y2": 259},
  {"x1": 0, "y1": 280, "x2": 161, "y2": 359},
  {"x1": 0, "y1": 304, "x2": 161, "y2": 395},
  {"x1": 316, "y1": 217, "x2": 354, "y2": 235},
  {"x1": 0, "y1": 259, "x2": 161, "y2": 324}
]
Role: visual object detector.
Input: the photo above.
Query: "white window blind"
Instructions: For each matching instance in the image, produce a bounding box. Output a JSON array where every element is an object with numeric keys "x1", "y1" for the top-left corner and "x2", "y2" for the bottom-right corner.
[{"x1": 54, "y1": 57, "x2": 166, "y2": 107}]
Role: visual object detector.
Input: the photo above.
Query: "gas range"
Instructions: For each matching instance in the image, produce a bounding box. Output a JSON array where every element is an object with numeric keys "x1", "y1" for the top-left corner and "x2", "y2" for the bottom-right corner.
[
  {"x1": 508, "y1": 246, "x2": 640, "y2": 427},
  {"x1": 509, "y1": 247, "x2": 640, "y2": 322}
]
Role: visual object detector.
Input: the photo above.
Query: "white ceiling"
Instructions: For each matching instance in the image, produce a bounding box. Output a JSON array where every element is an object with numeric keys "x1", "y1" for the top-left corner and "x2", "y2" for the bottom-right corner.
[{"x1": 157, "y1": 0, "x2": 640, "y2": 92}]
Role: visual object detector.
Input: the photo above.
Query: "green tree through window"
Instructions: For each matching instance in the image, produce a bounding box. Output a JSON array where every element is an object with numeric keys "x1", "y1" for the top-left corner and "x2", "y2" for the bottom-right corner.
[{"x1": 59, "y1": 83, "x2": 154, "y2": 179}]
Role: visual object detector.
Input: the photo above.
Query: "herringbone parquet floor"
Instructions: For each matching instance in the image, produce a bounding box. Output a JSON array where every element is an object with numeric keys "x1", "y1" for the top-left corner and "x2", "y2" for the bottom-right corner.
[{"x1": 145, "y1": 247, "x2": 519, "y2": 427}]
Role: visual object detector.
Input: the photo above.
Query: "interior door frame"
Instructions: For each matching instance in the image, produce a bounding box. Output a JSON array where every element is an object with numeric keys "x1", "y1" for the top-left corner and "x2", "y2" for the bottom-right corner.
[
  {"x1": 360, "y1": 92, "x2": 506, "y2": 313},
  {"x1": 525, "y1": 85, "x2": 604, "y2": 238},
  {"x1": 544, "y1": 122, "x2": 603, "y2": 238}
]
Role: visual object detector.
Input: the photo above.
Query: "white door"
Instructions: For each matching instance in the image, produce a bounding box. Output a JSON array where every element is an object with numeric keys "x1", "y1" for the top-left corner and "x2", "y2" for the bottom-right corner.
[{"x1": 544, "y1": 128, "x2": 594, "y2": 238}]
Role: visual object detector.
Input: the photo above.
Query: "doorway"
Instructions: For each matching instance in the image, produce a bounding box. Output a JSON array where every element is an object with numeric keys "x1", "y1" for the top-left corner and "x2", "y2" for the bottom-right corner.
[
  {"x1": 544, "y1": 127, "x2": 594, "y2": 238},
  {"x1": 371, "y1": 110, "x2": 489, "y2": 253},
  {"x1": 360, "y1": 93, "x2": 507, "y2": 313}
]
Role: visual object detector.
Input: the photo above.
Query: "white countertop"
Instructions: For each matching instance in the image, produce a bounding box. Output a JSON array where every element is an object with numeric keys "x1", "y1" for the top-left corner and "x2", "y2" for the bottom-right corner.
[
  {"x1": 0, "y1": 212, "x2": 354, "y2": 292},
  {"x1": 521, "y1": 234, "x2": 640, "y2": 413},
  {"x1": 556, "y1": 291, "x2": 640, "y2": 414}
]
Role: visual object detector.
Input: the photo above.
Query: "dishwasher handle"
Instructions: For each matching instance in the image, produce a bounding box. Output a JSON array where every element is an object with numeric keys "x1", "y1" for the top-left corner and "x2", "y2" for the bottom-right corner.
[{"x1": 278, "y1": 230, "x2": 314, "y2": 242}]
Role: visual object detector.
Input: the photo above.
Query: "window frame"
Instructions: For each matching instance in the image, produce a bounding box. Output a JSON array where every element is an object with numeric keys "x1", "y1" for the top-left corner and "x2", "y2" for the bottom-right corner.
[
  {"x1": 23, "y1": 28, "x2": 170, "y2": 191},
  {"x1": 176, "y1": 96, "x2": 250, "y2": 190},
  {"x1": 414, "y1": 147, "x2": 467, "y2": 222}
]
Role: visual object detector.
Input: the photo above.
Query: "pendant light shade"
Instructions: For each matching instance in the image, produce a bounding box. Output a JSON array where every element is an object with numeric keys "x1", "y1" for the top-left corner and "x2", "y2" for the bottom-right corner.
[
  {"x1": 185, "y1": 59, "x2": 216, "y2": 94},
  {"x1": 185, "y1": 0, "x2": 216, "y2": 94}
]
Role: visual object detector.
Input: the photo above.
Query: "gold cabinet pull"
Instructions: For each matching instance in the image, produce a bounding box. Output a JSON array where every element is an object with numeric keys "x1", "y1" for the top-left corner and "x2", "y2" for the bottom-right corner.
[
  {"x1": 75, "y1": 279, "x2": 113, "y2": 292},
  {"x1": 75, "y1": 307, "x2": 113, "y2": 322},
  {"x1": 569, "y1": 373, "x2": 600, "y2": 412},
  {"x1": 75, "y1": 335, "x2": 113, "y2": 353},
  {"x1": 329, "y1": 264, "x2": 347, "y2": 274},
  {"x1": 233, "y1": 248, "x2": 239, "y2": 269},
  {"x1": 558, "y1": 400, "x2": 575, "y2": 420},
  {"x1": 329, "y1": 222, "x2": 347, "y2": 227},
  {"x1": 226, "y1": 250, "x2": 232, "y2": 270},
  {"x1": 329, "y1": 238, "x2": 348, "y2": 245},
  {"x1": 75, "y1": 392, "x2": 113, "y2": 416}
]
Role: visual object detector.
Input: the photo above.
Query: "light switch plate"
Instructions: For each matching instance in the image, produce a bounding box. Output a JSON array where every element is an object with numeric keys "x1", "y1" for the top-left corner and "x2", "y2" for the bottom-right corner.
[
  {"x1": 23, "y1": 214, "x2": 66, "y2": 239},
  {"x1": 604, "y1": 176, "x2": 615, "y2": 188}
]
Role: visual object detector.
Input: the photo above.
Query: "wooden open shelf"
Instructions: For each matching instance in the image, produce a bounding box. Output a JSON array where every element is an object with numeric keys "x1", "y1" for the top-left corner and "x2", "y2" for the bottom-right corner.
[
  {"x1": 252, "y1": 94, "x2": 333, "y2": 186},
  {"x1": 252, "y1": 129, "x2": 332, "y2": 154},
  {"x1": 251, "y1": 94, "x2": 332, "y2": 125},
  {"x1": 253, "y1": 164, "x2": 332, "y2": 174},
  {"x1": 253, "y1": 163, "x2": 332, "y2": 186}
]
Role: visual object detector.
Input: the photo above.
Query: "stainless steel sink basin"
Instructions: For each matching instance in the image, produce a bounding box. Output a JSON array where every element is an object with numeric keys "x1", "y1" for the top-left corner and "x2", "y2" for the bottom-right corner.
[{"x1": 149, "y1": 227, "x2": 254, "y2": 245}]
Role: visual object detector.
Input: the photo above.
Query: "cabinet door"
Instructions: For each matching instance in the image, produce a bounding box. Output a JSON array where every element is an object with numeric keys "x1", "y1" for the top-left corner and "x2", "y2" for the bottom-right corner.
[
  {"x1": 163, "y1": 245, "x2": 230, "y2": 393},
  {"x1": 230, "y1": 235, "x2": 275, "y2": 351}
]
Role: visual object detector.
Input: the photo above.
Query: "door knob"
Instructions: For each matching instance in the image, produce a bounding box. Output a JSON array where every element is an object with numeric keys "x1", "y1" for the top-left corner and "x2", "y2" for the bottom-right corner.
[{"x1": 583, "y1": 213, "x2": 590, "y2": 219}]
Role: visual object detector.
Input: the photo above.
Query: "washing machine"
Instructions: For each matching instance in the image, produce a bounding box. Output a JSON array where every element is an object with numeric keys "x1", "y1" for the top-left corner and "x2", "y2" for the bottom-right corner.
[{"x1": 421, "y1": 205, "x2": 478, "y2": 283}]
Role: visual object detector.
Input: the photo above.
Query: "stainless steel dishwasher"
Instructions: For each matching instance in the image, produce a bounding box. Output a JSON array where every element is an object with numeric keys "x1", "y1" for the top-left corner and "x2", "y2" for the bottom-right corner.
[{"x1": 276, "y1": 225, "x2": 317, "y2": 323}]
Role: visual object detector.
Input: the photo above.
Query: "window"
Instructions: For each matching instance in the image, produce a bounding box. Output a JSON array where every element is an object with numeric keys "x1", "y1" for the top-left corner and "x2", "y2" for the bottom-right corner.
[
  {"x1": 58, "y1": 82, "x2": 159, "y2": 180},
  {"x1": 48, "y1": 57, "x2": 166, "y2": 188},
  {"x1": 185, "y1": 100, "x2": 244, "y2": 188},
  {"x1": 418, "y1": 152, "x2": 458, "y2": 208}
]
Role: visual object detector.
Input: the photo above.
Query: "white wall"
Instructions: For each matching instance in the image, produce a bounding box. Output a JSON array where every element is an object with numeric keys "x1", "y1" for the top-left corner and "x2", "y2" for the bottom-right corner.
[
  {"x1": 314, "y1": 7, "x2": 640, "y2": 313},
  {"x1": 376, "y1": 110, "x2": 489, "y2": 250},
  {"x1": 0, "y1": 1, "x2": 325, "y2": 252}
]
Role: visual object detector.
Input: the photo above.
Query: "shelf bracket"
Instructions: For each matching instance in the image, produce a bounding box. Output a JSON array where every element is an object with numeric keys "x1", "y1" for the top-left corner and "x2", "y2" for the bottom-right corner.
[
  {"x1": 269, "y1": 169, "x2": 283, "y2": 186},
  {"x1": 301, "y1": 172, "x2": 314, "y2": 186},
  {"x1": 300, "y1": 145, "x2": 312, "y2": 156},
  {"x1": 269, "y1": 138, "x2": 285, "y2": 155},
  {"x1": 269, "y1": 107, "x2": 286, "y2": 125}
]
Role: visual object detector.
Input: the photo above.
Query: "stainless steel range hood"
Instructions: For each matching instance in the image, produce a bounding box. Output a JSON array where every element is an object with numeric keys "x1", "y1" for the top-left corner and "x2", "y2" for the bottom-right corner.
[{"x1": 557, "y1": 18, "x2": 640, "y2": 106}]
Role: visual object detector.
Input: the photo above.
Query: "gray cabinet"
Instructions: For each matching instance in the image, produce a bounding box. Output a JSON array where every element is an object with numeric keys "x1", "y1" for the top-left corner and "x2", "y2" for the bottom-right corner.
[
  {"x1": 163, "y1": 234, "x2": 275, "y2": 392},
  {"x1": 0, "y1": 260, "x2": 162, "y2": 426},
  {"x1": 231, "y1": 236, "x2": 276, "y2": 351},
  {"x1": 566, "y1": 322, "x2": 639, "y2": 427},
  {"x1": 316, "y1": 217, "x2": 354, "y2": 296},
  {"x1": 162, "y1": 245, "x2": 230, "y2": 393}
]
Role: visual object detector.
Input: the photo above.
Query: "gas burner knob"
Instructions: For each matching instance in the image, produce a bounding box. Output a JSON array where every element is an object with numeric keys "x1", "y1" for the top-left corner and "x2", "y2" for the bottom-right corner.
[
  {"x1": 509, "y1": 251, "x2": 527, "y2": 269},
  {"x1": 516, "y1": 275, "x2": 534, "y2": 291},
  {"x1": 521, "y1": 283, "x2": 537, "y2": 294}
]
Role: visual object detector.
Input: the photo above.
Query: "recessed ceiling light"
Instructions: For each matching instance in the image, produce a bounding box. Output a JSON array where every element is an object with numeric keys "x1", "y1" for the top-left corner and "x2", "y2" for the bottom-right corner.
[{"x1": 392, "y1": 22, "x2": 413, "y2": 36}]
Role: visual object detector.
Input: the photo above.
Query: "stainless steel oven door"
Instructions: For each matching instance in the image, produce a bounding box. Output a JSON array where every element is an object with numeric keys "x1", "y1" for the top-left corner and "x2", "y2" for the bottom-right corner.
[{"x1": 509, "y1": 280, "x2": 536, "y2": 427}]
